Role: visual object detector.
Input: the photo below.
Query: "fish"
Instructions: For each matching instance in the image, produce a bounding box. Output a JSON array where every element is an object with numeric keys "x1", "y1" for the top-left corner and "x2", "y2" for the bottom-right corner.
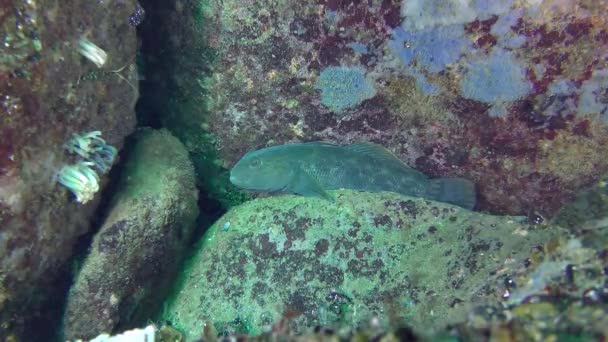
[{"x1": 229, "y1": 142, "x2": 476, "y2": 209}]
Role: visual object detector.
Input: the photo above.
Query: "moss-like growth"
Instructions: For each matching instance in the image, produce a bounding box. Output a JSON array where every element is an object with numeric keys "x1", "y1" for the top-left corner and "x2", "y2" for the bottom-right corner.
[{"x1": 162, "y1": 190, "x2": 570, "y2": 339}]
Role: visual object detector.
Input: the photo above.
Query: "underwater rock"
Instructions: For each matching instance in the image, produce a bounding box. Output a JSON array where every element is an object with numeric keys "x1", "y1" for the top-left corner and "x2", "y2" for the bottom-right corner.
[
  {"x1": 135, "y1": 0, "x2": 249, "y2": 209},
  {"x1": 161, "y1": 190, "x2": 576, "y2": 339},
  {"x1": 147, "y1": 0, "x2": 608, "y2": 217},
  {"x1": 466, "y1": 233, "x2": 608, "y2": 340},
  {"x1": 62, "y1": 129, "x2": 198, "y2": 340},
  {"x1": 0, "y1": 0, "x2": 139, "y2": 339},
  {"x1": 553, "y1": 177, "x2": 608, "y2": 232}
]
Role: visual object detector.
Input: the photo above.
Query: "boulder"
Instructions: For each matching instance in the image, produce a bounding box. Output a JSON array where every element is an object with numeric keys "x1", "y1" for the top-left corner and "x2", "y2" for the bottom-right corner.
[
  {"x1": 63, "y1": 129, "x2": 198, "y2": 340},
  {"x1": 162, "y1": 190, "x2": 585, "y2": 339}
]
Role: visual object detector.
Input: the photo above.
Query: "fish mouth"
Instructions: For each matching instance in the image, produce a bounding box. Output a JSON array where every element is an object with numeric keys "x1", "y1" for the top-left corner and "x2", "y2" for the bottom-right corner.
[
  {"x1": 229, "y1": 173, "x2": 255, "y2": 189},
  {"x1": 229, "y1": 173, "x2": 243, "y2": 187}
]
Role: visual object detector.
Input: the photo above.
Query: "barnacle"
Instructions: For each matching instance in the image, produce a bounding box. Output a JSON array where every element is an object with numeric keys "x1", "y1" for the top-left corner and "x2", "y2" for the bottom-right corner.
[
  {"x1": 64, "y1": 131, "x2": 117, "y2": 172},
  {"x1": 78, "y1": 38, "x2": 107, "y2": 68},
  {"x1": 90, "y1": 143, "x2": 118, "y2": 173},
  {"x1": 58, "y1": 131, "x2": 117, "y2": 203},
  {"x1": 56, "y1": 162, "x2": 100, "y2": 203},
  {"x1": 64, "y1": 131, "x2": 106, "y2": 159}
]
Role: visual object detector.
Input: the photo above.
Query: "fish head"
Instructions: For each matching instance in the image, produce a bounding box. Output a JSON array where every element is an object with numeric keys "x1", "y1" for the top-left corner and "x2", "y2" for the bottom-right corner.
[{"x1": 229, "y1": 148, "x2": 294, "y2": 192}]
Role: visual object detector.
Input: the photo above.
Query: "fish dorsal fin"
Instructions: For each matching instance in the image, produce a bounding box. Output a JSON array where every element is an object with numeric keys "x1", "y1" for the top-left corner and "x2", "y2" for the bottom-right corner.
[
  {"x1": 300, "y1": 141, "x2": 338, "y2": 147},
  {"x1": 345, "y1": 142, "x2": 411, "y2": 169}
]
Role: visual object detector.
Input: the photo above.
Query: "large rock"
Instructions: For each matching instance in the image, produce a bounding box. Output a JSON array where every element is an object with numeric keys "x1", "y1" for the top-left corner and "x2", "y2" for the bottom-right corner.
[
  {"x1": 0, "y1": 0, "x2": 140, "y2": 338},
  {"x1": 63, "y1": 129, "x2": 198, "y2": 340},
  {"x1": 161, "y1": 190, "x2": 596, "y2": 340},
  {"x1": 143, "y1": 0, "x2": 608, "y2": 216}
]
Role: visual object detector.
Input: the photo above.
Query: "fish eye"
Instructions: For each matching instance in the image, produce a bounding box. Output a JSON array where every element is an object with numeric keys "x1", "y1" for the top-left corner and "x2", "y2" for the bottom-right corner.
[{"x1": 249, "y1": 157, "x2": 262, "y2": 168}]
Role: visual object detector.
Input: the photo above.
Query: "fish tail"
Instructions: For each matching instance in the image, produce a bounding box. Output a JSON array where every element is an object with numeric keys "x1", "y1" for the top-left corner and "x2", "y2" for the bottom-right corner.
[{"x1": 427, "y1": 177, "x2": 476, "y2": 210}]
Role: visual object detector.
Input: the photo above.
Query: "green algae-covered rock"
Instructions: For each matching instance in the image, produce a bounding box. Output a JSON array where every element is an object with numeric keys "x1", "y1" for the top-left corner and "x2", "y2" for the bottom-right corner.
[
  {"x1": 63, "y1": 129, "x2": 199, "y2": 340},
  {"x1": 162, "y1": 190, "x2": 565, "y2": 339}
]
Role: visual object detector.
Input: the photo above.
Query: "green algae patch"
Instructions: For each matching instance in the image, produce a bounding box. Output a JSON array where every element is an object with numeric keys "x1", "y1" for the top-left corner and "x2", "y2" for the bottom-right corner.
[{"x1": 162, "y1": 190, "x2": 562, "y2": 340}]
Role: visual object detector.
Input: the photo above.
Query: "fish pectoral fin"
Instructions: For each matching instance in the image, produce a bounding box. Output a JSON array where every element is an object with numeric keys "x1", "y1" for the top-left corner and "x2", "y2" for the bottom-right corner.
[{"x1": 289, "y1": 170, "x2": 334, "y2": 201}]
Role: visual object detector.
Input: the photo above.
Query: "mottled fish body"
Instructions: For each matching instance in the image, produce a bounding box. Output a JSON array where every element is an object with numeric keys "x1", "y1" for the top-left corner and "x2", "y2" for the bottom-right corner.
[{"x1": 230, "y1": 142, "x2": 476, "y2": 209}]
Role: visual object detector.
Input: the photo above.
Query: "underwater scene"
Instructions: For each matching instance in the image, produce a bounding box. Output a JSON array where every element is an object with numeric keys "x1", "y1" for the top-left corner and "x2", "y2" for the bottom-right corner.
[{"x1": 1, "y1": 0, "x2": 608, "y2": 341}]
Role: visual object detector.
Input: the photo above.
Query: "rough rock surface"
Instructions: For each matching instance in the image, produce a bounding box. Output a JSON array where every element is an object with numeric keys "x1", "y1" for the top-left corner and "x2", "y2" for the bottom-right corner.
[
  {"x1": 63, "y1": 129, "x2": 199, "y2": 340},
  {"x1": 161, "y1": 190, "x2": 607, "y2": 340},
  {"x1": 146, "y1": 0, "x2": 608, "y2": 216},
  {"x1": 0, "y1": 0, "x2": 139, "y2": 338},
  {"x1": 136, "y1": 0, "x2": 249, "y2": 209},
  {"x1": 554, "y1": 177, "x2": 608, "y2": 229}
]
